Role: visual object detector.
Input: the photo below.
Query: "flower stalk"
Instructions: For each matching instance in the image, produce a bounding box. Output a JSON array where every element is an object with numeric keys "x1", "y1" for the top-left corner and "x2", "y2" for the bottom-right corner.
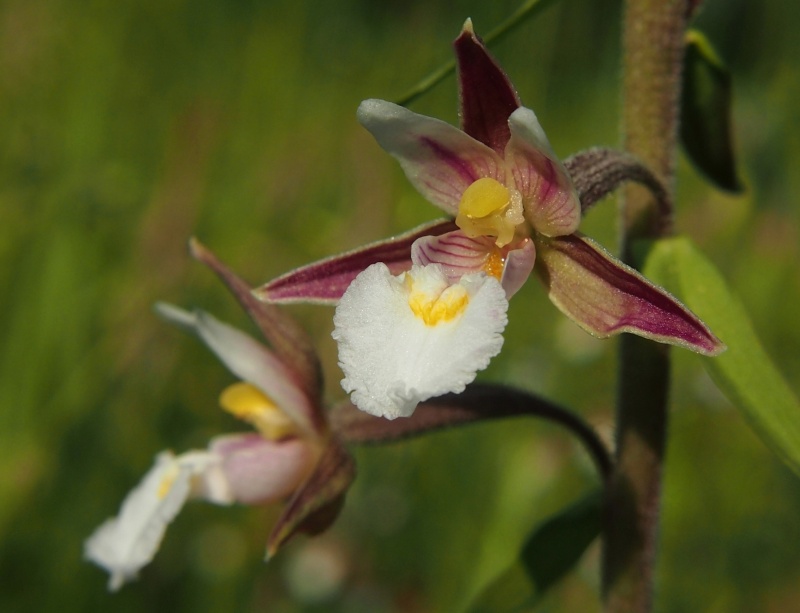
[
  {"x1": 603, "y1": 1, "x2": 693, "y2": 611},
  {"x1": 331, "y1": 383, "x2": 614, "y2": 482}
]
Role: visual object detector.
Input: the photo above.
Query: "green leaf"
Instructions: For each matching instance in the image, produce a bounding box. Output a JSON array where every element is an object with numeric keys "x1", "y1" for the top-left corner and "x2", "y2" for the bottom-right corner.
[
  {"x1": 680, "y1": 30, "x2": 744, "y2": 193},
  {"x1": 468, "y1": 490, "x2": 602, "y2": 612},
  {"x1": 642, "y1": 236, "x2": 800, "y2": 477}
]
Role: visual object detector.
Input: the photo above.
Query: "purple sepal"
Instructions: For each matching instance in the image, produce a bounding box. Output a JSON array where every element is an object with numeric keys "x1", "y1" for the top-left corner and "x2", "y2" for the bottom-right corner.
[
  {"x1": 535, "y1": 234, "x2": 725, "y2": 356},
  {"x1": 189, "y1": 238, "x2": 326, "y2": 425},
  {"x1": 253, "y1": 219, "x2": 456, "y2": 304},
  {"x1": 266, "y1": 440, "x2": 355, "y2": 559},
  {"x1": 454, "y1": 19, "x2": 521, "y2": 153}
]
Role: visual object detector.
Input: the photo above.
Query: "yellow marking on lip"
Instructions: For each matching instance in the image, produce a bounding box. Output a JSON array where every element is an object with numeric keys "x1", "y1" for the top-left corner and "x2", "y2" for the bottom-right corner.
[
  {"x1": 219, "y1": 382, "x2": 297, "y2": 440},
  {"x1": 157, "y1": 465, "x2": 179, "y2": 500},
  {"x1": 406, "y1": 277, "x2": 470, "y2": 326}
]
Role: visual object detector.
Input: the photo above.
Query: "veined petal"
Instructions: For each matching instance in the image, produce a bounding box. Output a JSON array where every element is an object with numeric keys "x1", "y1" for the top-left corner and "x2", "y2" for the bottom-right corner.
[
  {"x1": 505, "y1": 107, "x2": 581, "y2": 237},
  {"x1": 253, "y1": 219, "x2": 456, "y2": 305},
  {"x1": 411, "y1": 230, "x2": 497, "y2": 282},
  {"x1": 357, "y1": 99, "x2": 505, "y2": 215},
  {"x1": 208, "y1": 433, "x2": 319, "y2": 506},
  {"x1": 84, "y1": 450, "x2": 218, "y2": 591},
  {"x1": 412, "y1": 231, "x2": 536, "y2": 299},
  {"x1": 534, "y1": 234, "x2": 725, "y2": 355},
  {"x1": 155, "y1": 303, "x2": 317, "y2": 435},
  {"x1": 332, "y1": 263, "x2": 508, "y2": 419},
  {"x1": 454, "y1": 18, "x2": 520, "y2": 153}
]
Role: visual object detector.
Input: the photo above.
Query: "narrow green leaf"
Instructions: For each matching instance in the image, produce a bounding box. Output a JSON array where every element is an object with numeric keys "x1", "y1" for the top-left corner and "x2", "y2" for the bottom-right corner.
[
  {"x1": 468, "y1": 490, "x2": 602, "y2": 612},
  {"x1": 642, "y1": 237, "x2": 800, "y2": 476},
  {"x1": 680, "y1": 30, "x2": 744, "y2": 192}
]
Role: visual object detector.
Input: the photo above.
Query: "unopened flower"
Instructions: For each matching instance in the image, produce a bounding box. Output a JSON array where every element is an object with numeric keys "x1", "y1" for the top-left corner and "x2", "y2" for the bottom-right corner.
[{"x1": 85, "y1": 240, "x2": 354, "y2": 590}]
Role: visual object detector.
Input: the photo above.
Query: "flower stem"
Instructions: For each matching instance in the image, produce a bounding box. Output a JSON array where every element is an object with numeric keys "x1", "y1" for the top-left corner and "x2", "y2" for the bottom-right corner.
[
  {"x1": 603, "y1": 1, "x2": 691, "y2": 611},
  {"x1": 331, "y1": 383, "x2": 613, "y2": 482},
  {"x1": 564, "y1": 148, "x2": 671, "y2": 217}
]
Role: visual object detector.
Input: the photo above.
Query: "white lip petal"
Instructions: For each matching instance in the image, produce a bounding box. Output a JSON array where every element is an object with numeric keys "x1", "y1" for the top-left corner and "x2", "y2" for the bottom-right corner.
[
  {"x1": 84, "y1": 450, "x2": 219, "y2": 591},
  {"x1": 332, "y1": 263, "x2": 508, "y2": 419},
  {"x1": 83, "y1": 434, "x2": 320, "y2": 590}
]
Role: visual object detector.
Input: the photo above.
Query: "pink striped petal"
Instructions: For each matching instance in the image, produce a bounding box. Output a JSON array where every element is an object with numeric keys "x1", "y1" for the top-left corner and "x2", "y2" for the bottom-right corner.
[
  {"x1": 254, "y1": 220, "x2": 456, "y2": 305},
  {"x1": 505, "y1": 107, "x2": 581, "y2": 237},
  {"x1": 454, "y1": 19, "x2": 520, "y2": 153},
  {"x1": 357, "y1": 99, "x2": 505, "y2": 215},
  {"x1": 411, "y1": 230, "x2": 495, "y2": 282},
  {"x1": 412, "y1": 232, "x2": 536, "y2": 299},
  {"x1": 534, "y1": 234, "x2": 725, "y2": 356}
]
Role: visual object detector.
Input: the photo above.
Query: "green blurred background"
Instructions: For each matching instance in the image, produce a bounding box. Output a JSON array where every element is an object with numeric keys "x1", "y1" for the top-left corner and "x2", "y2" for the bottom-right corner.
[{"x1": 1, "y1": 0, "x2": 799, "y2": 611}]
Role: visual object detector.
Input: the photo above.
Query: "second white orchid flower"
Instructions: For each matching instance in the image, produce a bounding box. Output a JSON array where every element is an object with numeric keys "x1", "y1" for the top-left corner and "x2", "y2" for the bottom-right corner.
[{"x1": 85, "y1": 241, "x2": 355, "y2": 591}]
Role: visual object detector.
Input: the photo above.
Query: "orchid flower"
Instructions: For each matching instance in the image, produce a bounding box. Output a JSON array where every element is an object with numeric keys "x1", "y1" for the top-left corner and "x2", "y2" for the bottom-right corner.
[
  {"x1": 253, "y1": 20, "x2": 724, "y2": 420},
  {"x1": 85, "y1": 240, "x2": 354, "y2": 590}
]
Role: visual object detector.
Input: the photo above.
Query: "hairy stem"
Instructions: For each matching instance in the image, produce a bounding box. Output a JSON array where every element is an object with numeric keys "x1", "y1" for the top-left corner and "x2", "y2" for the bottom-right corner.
[
  {"x1": 603, "y1": 1, "x2": 691, "y2": 612},
  {"x1": 564, "y1": 148, "x2": 671, "y2": 218},
  {"x1": 331, "y1": 383, "x2": 613, "y2": 482}
]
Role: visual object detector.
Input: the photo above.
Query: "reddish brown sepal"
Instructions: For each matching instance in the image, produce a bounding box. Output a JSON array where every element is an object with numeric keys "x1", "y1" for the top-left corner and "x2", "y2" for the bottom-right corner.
[
  {"x1": 254, "y1": 220, "x2": 457, "y2": 305},
  {"x1": 454, "y1": 20, "x2": 521, "y2": 153},
  {"x1": 189, "y1": 238, "x2": 325, "y2": 423},
  {"x1": 265, "y1": 440, "x2": 355, "y2": 558}
]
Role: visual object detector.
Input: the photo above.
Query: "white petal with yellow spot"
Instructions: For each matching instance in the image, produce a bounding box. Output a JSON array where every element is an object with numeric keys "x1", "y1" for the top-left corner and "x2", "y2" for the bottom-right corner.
[
  {"x1": 332, "y1": 263, "x2": 508, "y2": 419},
  {"x1": 84, "y1": 451, "x2": 224, "y2": 591}
]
